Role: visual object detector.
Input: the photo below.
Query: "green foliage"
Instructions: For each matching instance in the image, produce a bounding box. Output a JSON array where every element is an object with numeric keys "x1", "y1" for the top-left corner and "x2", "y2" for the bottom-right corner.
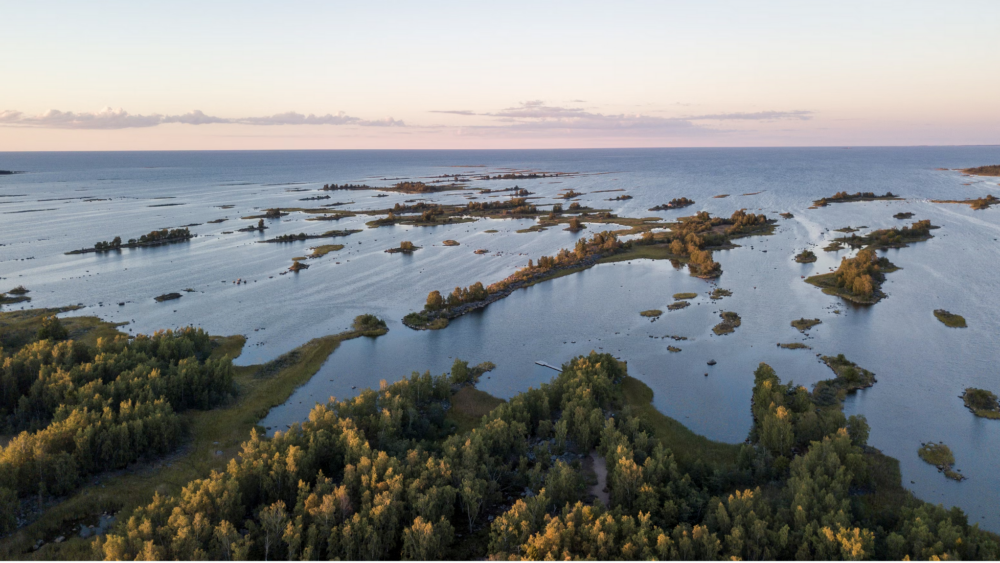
[
  {"x1": 352, "y1": 314, "x2": 387, "y2": 334},
  {"x1": 962, "y1": 387, "x2": 1000, "y2": 419},
  {"x1": 90, "y1": 352, "x2": 997, "y2": 561},
  {"x1": 934, "y1": 309, "x2": 967, "y2": 328},
  {"x1": 0, "y1": 487, "x2": 17, "y2": 535},
  {"x1": 0, "y1": 326, "x2": 234, "y2": 502},
  {"x1": 36, "y1": 315, "x2": 68, "y2": 341}
]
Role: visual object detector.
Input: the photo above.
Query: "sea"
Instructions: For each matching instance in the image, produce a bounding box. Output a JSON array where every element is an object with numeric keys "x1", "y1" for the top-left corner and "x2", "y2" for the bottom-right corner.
[{"x1": 1, "y1": 147, "x2": 998, "y2": 531}]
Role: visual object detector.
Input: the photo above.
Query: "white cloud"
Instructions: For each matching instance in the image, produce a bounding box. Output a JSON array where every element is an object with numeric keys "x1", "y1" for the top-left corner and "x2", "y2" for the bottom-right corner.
[
  {"x1": 0, "y1": 107, "x2": 403, "y2": 129},
  {"x1": 687, "y1": 110, "x2": 813, "y2": 121}
]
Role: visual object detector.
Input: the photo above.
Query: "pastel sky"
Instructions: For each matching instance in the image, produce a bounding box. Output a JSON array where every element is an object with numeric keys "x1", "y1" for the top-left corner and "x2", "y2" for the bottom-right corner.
[{"x1": 2, "y1": 0, "x2": 999, "y2": 151}]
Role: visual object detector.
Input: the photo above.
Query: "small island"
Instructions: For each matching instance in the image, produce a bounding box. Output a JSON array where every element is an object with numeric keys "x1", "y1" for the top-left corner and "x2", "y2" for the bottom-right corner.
[
  {"x1": 833, "y1": 220, "x2": 937, "y2": 249},
  {"x1": 154, "y1": 292, "x2": 182, "y2": 302},
  {"x1": 672, "y1": 292, "x2": 697, "y2": 300},
  {"x1": 667, "y1": 300, "x2": 690, "y2": 310},
  {"x1": 649, "y1": 197, "x2": 695, "y2": 211},
  {"x1": 795, "y1": 249, "x2": 817, "y2": 263},
  {"x1": 961, "y1": 388, "x2": 1000, "y2": 419},
  {"x1": 607, "y1": 194, "x2": 632, "y2": 201},
  {"x1": 791, "y1": 318, "x2": 822, "y2": 332},
  {"x1": 821, "y1": 354, "x2": 877, "y2": 391},
  {"x1": 1, "y1": 285, "x2": 31, "y2": 306},
  {"x1": 442, "y1": 239, "x2": 460, "y2": 246},
  {"x1": 813, "y1": 191, "x2": 901, "y2": 206},
  {"x1": 385, "y1": 240, "x2": 421, "y2": 254},
  {"x1": 640, "y1": 309, "x2": 662, "y2": 317},
  {"x1": 960, "y1": 164, "x2": 1000, "y2": 177},
  {"x1": 893, "y1": 212, "x2": 914, "y2": 219},
  {"x1": 710, "y1": 288, "x2": 732, "y2": 299},
  {"x1": 931, "y1": 194, "x2": 999, "y2": 210},
  {"x1": 918, "y1": 442, "x2": 965, "y2": 481},
  {"x1": 261, "y1": 229, "x2": 361, "y2": 243},
  {"x1": 67, "y1": 228, "x2": 194, "y2": 255},
  {"x1": 805, "y1": 248, "x2": 898, "y2": 304},
  {"x1": 934, "y1": 309, "x2": 967, "y2": 328},
  {"x1": 713, "y1": 311, "x2": 741, "y2": 335}
]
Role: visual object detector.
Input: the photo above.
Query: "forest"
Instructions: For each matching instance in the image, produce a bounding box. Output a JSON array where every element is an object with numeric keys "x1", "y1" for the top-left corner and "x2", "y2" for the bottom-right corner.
[
  {"x1": 0, "y1": 316, "x2": 234, "y2": 531},
  {"x1": 83, "y1": 350, "x2": 997, "y2": 560}
]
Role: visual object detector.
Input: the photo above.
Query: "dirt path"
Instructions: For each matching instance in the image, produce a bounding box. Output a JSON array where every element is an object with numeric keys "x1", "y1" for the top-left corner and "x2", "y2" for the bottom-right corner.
[{"x1": 589, "y1": 452, "x2": 610, "y2": 505}]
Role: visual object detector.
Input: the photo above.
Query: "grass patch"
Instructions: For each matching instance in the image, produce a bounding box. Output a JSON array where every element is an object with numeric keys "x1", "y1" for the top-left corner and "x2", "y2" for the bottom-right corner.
[
  {"x1": 308, "y1": 244, "x2": 344, "y2": 258},
  {"x1": 791, "y1": 318, "x2": 821, "y2": 332},
  {"x1": 779, "y1": 342, "x2": 812, "y2": 350},
  {"x1": 621, "y1": 376, "x2": 739, "y2": 470},
  {"x1": 672, "y1": 292, "x2": 697, "y2": 300},
  {"x1": 712, "y1": 311, "x2": 741, "y2": 335},
  {"x1": 710, "y1": 288, "x2": 731, "y2": 300},
  {"x1": 640, "y1": 309, "x2": 663, "y2": 317},
  {"x1": 446, "y1": 387, "x2": 505, "y2": 435},
  {"x1": 917, "y1": 443, "x2": 965, "y2": 481},
  {"x1": 667, "y1": 346, "x2": 681, "y2": 353},
  {"x1": 667, "y1": 301, "x2": 690, "y2": 311},
  {"x1": 402, "y1": 312, "x2": 449, "y2": 330},
  {"x1": 961, "y1": 388, "x2": 1000, "y2": 419},
  {"x1": 933, "y1": 309, "x2": 967, "y2": 328},
  {"x1": 483, "y1": 229, "x2": 499, "y2": 233},
  {"x1": 442, "y1": 239, "x2": 460, "y2": 246}
]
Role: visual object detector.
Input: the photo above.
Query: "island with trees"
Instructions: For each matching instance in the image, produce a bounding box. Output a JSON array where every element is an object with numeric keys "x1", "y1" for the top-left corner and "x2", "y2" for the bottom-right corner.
[
  {"x1": 649, "y1": 197, "x2": 695, "y2": 211},
  {"x1": 66, "y1": 228, "x2": 194, "y2": 255},
  {"x1": 961, "y1": 388, "x2": 1000, "y2": 419},
  {"x1": 813, "y1": 191, "x2": 902, "y2": 207},
  {"x1": 260, "y1": 229, "x2": 361, "y2": 243},
  {"x1": 832, "y1": 220, "x2": 937, "y2": 249},
  {"x1": 0, "y1": 286, "x2": 30, "y2": 307},
  {"x1": 918, "y1": 443, "x2": 965, "y2": 481},
  {"x1": 794, "y1": 249, "x2": 817, "y2": 263},
  {"x1": 385, "y1": 241, "x2": 420, "y2": 254},
  {"x1": 805, "y1": 247, "x2": 898, "y2": 304},
  {"x1": 931, "y1": 194, "x2": 1000, "y2": 210},
  {"x1": 961, "y1": 164, "x2": 1000, "y2": 176}
]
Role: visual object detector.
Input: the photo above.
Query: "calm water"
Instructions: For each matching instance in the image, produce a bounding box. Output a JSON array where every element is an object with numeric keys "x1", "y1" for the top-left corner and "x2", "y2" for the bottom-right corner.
[{"x1": 1, "y1": 148, "x2": 998, "y2": 530}]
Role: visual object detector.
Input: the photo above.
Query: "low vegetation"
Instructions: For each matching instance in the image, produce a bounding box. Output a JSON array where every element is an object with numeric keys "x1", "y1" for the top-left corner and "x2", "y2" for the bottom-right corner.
[
  {"x1": 262, "y1": 229, "x2": 361, "y2": 243},
  {"x1": 648, "y1": 197, "x2": 694, "y2": 211},
  {"x1": 794, "y1": 249, "x2": 817, "y2": 263},
  {"x1": 66, "y1": 228, "x2": 193, "y2": 255},
  {"x1": 710, "y1": 288, "x2": 731, "y2": 299},
  {"x1": 805, "y1": 247, "x2": 898, "y2": 304},
  {"x1": 712, "y1": 311, "x2": 741, "y2": 335},
  {"x1": 833, "y1": 220, "x2": 937, "y2": 249},
  {"x1": 672, "y1": 292, "x2": 697, "y2": 300},
  {"x1": 308, "y1": 244, "x2": 344, "y2": 258},
  {"x1": 931, "y1": 194, "x2": 1000, "y2": 210},
  {"x1": 640, "y1": 309, "x2": 662, "y2": 317},
  {"x1": 961, "y1": 388, "x2": 1000, "y2": 419},
  {"x1": 791, "y1": 318, "x2": 822, "y2": 332},
  {"x1": 813, "y1": 191, "x2": 901, "y2": 206},
  {"x1": 385, "y1": 240, "x2": 421, "y2": 254},
  {"x1": 667, "y1": 301, "x2": 690, "y2": 311},
  {"x1": 779, "y1": 342, "x2": 811, "y2": 349},
  {"x1": 918, "y1": 443, "x2": 965, "y2": 481},
  {"x1": 961, "y1": 164, "x2": 1000, "y2": 176},
  {"x1": 934, "y1": 309, "x2": 967, "y2": 328}
]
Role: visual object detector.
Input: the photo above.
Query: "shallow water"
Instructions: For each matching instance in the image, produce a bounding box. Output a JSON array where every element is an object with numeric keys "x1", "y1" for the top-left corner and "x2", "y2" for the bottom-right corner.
[{"x1": 1, "y1": 147, "x2": 999, "y2": 530}]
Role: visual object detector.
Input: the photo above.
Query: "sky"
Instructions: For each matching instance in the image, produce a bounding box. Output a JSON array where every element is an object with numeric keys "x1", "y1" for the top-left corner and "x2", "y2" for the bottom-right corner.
[{"x1": 2, "y1": 0, "x2": 999, "y2": 151}]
